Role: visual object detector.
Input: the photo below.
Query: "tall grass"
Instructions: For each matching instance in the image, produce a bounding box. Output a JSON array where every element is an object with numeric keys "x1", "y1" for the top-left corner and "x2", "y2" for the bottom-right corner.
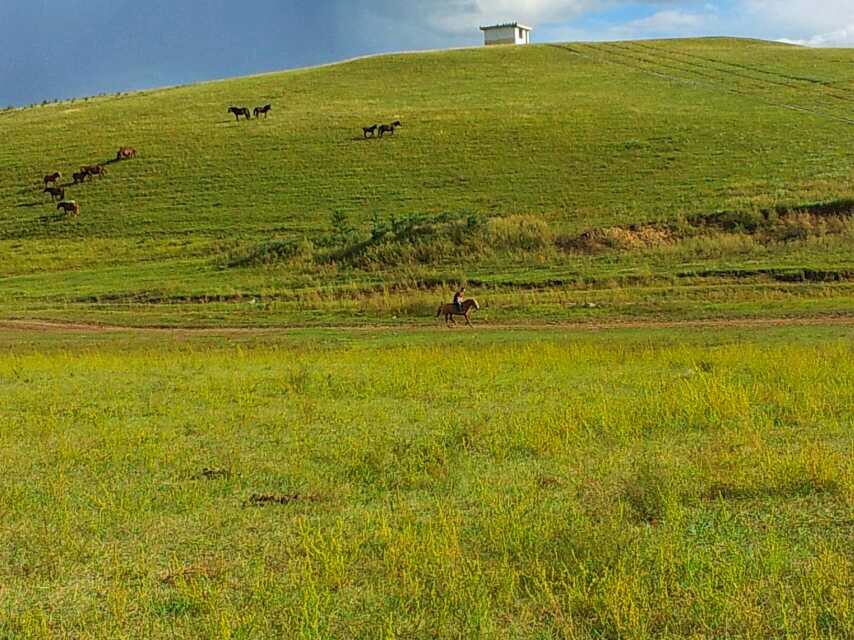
[{"x1": 1, "y1": 328, "x2": 851, "y2": 638}]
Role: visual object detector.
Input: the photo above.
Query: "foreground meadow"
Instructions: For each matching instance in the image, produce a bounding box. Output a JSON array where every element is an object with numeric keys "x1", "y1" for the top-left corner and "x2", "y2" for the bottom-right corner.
[{"x1": 1, "y1": 325, "x2": 851, "y2": 639}]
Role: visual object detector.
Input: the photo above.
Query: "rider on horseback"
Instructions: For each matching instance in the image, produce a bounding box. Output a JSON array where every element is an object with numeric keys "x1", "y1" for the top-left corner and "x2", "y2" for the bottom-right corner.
[{"x1": 453, "y1": 286, "x2": 465, "y2": 313}]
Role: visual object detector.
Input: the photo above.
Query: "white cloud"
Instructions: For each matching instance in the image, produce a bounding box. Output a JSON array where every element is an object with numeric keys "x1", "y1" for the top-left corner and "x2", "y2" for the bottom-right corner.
[
  {"x1": 367, "y1": 1, "x2": 694, "y2": 35},
  {"x1": 780, "y1": 27, "x2": 854, "y2": 47},
  {"x1": 744, "y1": 0, "x2": 854, "y2": 46},
  {"x1": 611, "y1": 8, "x2": 708, "y2": 36},
  {"x1": 426, "y1": 1, "x2": 599, "y2": 34}
]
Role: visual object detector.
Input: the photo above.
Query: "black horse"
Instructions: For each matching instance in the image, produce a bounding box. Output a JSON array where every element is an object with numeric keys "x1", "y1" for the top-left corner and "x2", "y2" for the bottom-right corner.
[
  {"x1": 362, "y1": 124, "x2": 378, "y2": 138},
  {"x1": 228, "y1": 106, "x2": 251, "y2": 121},
  {"x1": 43, "y1": 186, "x2": 65, "y2": 201},
  {"x1": 378, "y1": 120, "x2": 402, "y2": 137},
  {"x1": 253, "y1": 104, "x2": 272, "y2": 118}
]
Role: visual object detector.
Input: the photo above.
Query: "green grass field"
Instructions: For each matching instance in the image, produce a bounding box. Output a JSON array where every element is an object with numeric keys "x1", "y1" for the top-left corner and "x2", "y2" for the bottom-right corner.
[
  {"x1": 1, "y1": 325, "x2": 852, "y2": 638},
  {"x1": 1, "y1": 38, "x2": 853, "y2": 326}
]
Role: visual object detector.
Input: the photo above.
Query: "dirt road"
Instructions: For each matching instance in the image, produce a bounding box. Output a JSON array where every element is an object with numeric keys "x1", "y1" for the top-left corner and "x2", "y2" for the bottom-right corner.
[{"x1": 1, "y1": 315, "x2": 852, "y2": 335}]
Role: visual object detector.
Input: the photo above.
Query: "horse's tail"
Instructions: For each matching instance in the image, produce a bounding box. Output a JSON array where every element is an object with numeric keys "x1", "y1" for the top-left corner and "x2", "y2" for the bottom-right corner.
[{"x1": 436, "y1": 305, "x2": 443, "y2": 318}]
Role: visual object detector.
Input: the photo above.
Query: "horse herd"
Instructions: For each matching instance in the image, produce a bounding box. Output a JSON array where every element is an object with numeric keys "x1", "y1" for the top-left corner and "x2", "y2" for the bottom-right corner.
[
  {"x1": 38, "y1": 103, "x2": 403, "y2": 224},
  {"x1": 227, "y1": 103, "x2": 403, "y2": 142},
  {"x1": 228, "y1": 104, "x2": 271, "y2": 121},
  {"x1": 40, "y1": 146, "x2": 137, "y2": 218},
  {"x1": 363, "y1": 120, "x2": 402, "y2": 138}
]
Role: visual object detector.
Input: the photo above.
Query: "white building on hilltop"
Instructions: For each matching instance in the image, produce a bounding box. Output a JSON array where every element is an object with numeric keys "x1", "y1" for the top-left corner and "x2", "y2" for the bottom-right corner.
[{"x1": 480, "y1": 22, "x2": 532, "y2": 46}]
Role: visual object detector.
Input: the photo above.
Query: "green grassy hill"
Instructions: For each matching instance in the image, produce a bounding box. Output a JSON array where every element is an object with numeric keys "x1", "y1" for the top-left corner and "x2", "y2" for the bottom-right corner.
[{"x1": 2, "y1": 38, "x2": 854, "y2": 326}]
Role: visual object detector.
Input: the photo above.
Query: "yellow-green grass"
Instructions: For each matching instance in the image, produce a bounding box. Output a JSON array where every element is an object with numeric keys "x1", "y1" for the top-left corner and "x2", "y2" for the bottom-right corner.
[
  {"x1": 2, "y1": 38, "x2": 854, "y2": 325},
  {"x1": 1, "y1": 325, "x2": 851, "y2": 638}
]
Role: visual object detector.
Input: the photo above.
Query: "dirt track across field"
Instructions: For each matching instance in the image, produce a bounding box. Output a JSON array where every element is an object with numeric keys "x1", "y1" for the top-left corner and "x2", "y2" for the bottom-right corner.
[{"x1": 1, "y1": 315, "x2": 853, "y2": 335}]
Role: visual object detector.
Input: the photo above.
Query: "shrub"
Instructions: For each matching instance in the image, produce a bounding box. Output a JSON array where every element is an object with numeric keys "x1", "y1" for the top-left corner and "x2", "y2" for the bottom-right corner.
[
  {"x1": 486, "y1": 214, "x2": 553, "y2": 251},
  {"x1": 227, "y1": 239, "x2": 314, "y2": 268}
]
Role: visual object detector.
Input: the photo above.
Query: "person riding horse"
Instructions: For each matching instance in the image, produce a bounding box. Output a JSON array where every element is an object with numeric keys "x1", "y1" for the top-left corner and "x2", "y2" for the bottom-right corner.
[{"x1": 453, "y1": 287, "x2": 465, "y2": 313}]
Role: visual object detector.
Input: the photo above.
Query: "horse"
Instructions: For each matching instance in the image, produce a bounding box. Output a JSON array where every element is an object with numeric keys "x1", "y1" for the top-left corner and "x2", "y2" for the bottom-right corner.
[
  {"x1": 56, "y1": 200, "x2": 80, "y2": 217},
  {"x1": 43, "y1": 186, "x2": 65, "y2": 201},
  {"x1": 81, "y1": 164, "x2": 106, "y2": 178},
  {"x1": 378, "y1": 120, "x2": 401, "y2": 137},
  {"x1": 43, "y1": 171, "x2": 62, "y2": 187},
  {"x1": 228, "y1": 106, "x2": 251, "y2": 121},
  {"x1": 253, "y1": 104, "x2": 271, "y2": 118},
  {"x1": 72, "y1": 171, "x2": 88, "y2": 184},
  {"x1": 116, "y1": 146, "x2": 137, "y2": 160},
  {"x1": 436, "y1": 299, "x2": 480, "y2": 326},
  {"x1": 362, "y1": 124, "x2": 378, "y2": 138}
]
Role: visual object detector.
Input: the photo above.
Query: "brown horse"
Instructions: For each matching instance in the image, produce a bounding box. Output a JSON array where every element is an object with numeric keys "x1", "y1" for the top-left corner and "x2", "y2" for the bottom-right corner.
[
  {"x1": 116, "y1": 146, "x2": 137, "y2": 160},
  {"x1": 43, "y1": 186, "x2": 65, "y2": 201},
  {"x1": 72, "y1": 171, "x2": 88, "y2": 184},
  {"x1": 228, "y1": 106, "x2": 251, "y2": 121},
  {"x1": 56, "y1": 200, "x2": 80, "y2": 217},
  {"x1": 253, "y1": 104, "x2": 271, "y2": 118},
  {"x1": 437, "y1": 298, "x2": 480, "y2": 326},
  {"x1": 43, "y1": 171, "x2": 62, "y2": 187},
  {"x1": 81, "y1": 164, "x2": 106, "y2": 178}
]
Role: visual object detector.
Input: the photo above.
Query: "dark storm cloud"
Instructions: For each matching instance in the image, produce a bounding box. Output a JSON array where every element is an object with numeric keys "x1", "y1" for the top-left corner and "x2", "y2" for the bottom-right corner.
[{"x1": 1, "y1": 1, "x2": 348, "y2": 106}]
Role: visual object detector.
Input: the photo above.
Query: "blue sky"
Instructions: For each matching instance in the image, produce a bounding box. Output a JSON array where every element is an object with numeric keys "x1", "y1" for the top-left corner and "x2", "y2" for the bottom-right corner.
[{"x1": 2, "y1": 1, "x2": 853, "y2": 106}]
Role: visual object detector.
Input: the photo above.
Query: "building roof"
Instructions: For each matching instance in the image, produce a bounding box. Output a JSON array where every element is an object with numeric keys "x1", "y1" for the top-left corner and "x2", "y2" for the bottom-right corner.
[{"x1": 480, "y1": 22, "x2": 532, "y2": 32}]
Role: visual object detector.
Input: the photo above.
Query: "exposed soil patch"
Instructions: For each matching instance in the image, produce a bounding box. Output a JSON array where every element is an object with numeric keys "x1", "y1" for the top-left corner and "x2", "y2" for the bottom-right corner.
[
  {"x1": 160, "y1": 560, "x2": 222, "y2": 585},
  {"x1": 194, "y1": 468, "x2": 232, "y2": 480},
  {"x1": 245, "y1": 493, "x2": 322, "y2": 507}
]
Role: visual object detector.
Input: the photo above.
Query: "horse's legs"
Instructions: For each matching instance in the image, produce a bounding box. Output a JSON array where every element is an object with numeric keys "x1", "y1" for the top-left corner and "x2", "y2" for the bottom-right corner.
[{"x1": 464, "y1": 313, "x2": 471, "y2": 326}]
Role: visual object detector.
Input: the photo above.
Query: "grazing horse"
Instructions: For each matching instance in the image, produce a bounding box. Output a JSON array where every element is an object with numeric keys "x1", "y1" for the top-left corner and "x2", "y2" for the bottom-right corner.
[
  {"x1": 362, "y1": 124, "x2": 378, "y2": 138},
  {"x1": 228, "y1": 106, "x2": 251, "y2": 121},
  {"x1": 253, "y1": 104, "x2": 271, "y2": 118},
  {"x1": 436, "y1": 299, "x2": 480, "y2": 326},
  {"x1": 116, "y1": 146, "x2": 137, "y2": 160},
  {"x1": 81, "y1": 164, "x2": 106, "y2": 178},
  {"x1": 72, "y1": 171, "x2": 88, "y2": 184},
  {"x1": 56, "y1": 200, "x2": 80, "y2": 217},
  {"x1": 378, "y1": 120, "x2": 402, "y2": 137},
  {"x1": 43, "y1": 171, "x2": 62, "y2": 187},
  {"x1": 43, "y1": 186, "x2": 65, "y2": 201}
]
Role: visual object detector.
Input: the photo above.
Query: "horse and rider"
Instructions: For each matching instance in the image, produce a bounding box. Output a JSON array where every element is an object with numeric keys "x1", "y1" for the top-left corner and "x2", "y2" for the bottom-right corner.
[{"x1": 437, "y1": 286, "x2": 480, "y2": 326}]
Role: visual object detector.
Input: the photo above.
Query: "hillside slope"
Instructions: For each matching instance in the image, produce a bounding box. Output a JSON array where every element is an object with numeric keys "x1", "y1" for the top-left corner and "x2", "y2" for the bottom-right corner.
[{"x1": 1, "y1": 38, "x2": 853, "y2": 325}]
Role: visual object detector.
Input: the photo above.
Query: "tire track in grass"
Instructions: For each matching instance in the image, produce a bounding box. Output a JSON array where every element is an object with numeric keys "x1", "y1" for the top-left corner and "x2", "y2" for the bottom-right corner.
[
  {"x1": 631, "y1": 41, "x2": 854, "y2": 102},
  {"x1": 616, "y1": 42, "x2": 850, "y2": 106},
  {"x1": 553, "y1": 44, "x2": 854, "y2": 127},
  {"x1": 606, "y1": 42, "x2": 854, "y2": 121},
  {"x1": 605, "y1": 43, "x2": 854, "y2": 124},
  {"x1": 622, "y1": 41, "x2": 854, "y2": 122}
]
